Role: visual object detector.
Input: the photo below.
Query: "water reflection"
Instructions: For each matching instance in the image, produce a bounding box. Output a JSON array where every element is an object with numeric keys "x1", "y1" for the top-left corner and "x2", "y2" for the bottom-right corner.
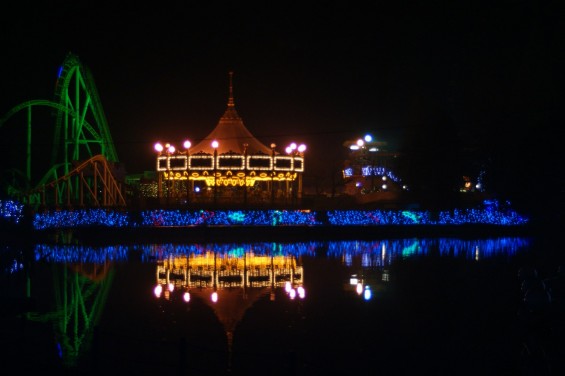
[
  {"x1": 152, "y1": 247, "x2": 306, "y2": 362},
  {"x1": 330, "y1": 238, "x2": 531, "y2": 303},
  {"x1": 2, "y1": 237, "x2": 534, "y2": 374},
  {"x1": 33, "y1": 237, "x2": 531, "y2": 265},
  {"x1": 328, "y1": 237, "x2": 530, "y2": 262}
]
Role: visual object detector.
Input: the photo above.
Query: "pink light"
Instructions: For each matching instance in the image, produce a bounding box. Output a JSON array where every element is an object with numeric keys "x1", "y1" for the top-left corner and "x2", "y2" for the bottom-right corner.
[
  {"x1": 289, "y1": 289, "x2": 296, "y2": 300},
  {"x1": 285, "y1": 281, "x2": 291, "y2": 293},
  {"x1": 154, "y1": 143, "x2": 164, "y2": 152},
  {"x1": 356, "y1": 283, "x2": 363, "y2": 295},
  {"x1": 153, "y1": 285, "x2": 163, "y2": 298}
]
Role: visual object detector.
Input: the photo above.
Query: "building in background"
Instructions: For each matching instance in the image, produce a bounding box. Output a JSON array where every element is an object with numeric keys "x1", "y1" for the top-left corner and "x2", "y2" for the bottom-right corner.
[{"x1": 342, "y1": 134, "x2": 409, "y2": 206}]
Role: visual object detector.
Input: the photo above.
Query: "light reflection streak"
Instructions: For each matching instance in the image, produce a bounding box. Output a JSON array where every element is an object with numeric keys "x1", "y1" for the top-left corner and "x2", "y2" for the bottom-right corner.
[
  {"x1": 330, "y1": 237, "x2": 532, "y2": 301},
  {"x1": 327, "y1": 237, "x2": 531, "y2": 269},
  {"x1": 26, "y1": 238, "x2": 531, "y2": 266}
]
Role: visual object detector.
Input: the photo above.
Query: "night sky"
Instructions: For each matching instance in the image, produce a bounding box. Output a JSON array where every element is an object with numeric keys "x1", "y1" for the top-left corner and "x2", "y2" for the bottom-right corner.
[{"x1": 1, "y1": 2, "x2": 562, "y2": 218}]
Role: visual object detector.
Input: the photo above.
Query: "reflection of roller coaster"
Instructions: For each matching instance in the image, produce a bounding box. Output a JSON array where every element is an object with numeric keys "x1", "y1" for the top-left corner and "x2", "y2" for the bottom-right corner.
[
  {"x1": 0, "y1": 53, "x2": 125, "y2": 209},
  {"x1": 24, "y1": 246, "x2": 118, "y2": 368}
]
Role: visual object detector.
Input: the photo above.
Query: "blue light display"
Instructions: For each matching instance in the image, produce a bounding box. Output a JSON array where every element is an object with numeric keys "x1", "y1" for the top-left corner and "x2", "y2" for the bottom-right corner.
[
  {"x1": 0, "y1": 199, "x2": 530, "y2": 231},
  {"x1": 0, "y1": 199, "x2": 24, "y2": 224}
]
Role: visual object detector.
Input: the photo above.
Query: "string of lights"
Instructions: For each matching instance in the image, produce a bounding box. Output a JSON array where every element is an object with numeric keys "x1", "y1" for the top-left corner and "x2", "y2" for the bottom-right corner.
[{"x1": 23, "y1": 201, "x2": 528, "y2": 230}]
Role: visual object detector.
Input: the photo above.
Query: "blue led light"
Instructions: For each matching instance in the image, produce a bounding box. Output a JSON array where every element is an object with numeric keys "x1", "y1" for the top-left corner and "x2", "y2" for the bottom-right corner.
[{"x1": 0, "y1": 199, "x2": 529, "y2": 230}]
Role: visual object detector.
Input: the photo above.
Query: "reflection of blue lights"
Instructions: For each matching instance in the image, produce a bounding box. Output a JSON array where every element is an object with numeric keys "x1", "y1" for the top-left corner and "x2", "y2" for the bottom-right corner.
[
  {"x1": 363, "y1": 286, "x2": 372, "y2": 301},
  {"x1": 22, "y1": 237, "x2": 532, "y2": 266},
  {"x1": 228, "y1": 247, "x2": 245, "y2": 258},
  {"x1": 56, "y1": 342, "x2": 63, "y2": 359},
  {"x1": 271, "y1": 242, "x2": 285, "y2": 255},
  {"x1": 327, "y1": 237, "x2": 531, "y2": 267},
  {"x1": 8, "y1": 259, "x2": 24, "y2": 274},
  {"x1": 34, "y1": 244, "x2": 130, "y2": 262},
  {"x1": 401, "y1": 241, "x2": 420, "y2": 258}
]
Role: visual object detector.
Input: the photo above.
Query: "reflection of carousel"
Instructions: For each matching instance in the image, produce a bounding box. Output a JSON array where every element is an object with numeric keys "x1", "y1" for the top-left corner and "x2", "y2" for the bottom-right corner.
[
  {"x1": 153, "y1": 250, "x2": 305, "y2": 367},
  {"x1": 153, "y1": 72, "x2": 307, "y2": 206}
]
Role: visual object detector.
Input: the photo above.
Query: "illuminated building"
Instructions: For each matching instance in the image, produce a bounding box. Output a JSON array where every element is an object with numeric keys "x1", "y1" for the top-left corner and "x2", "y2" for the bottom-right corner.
[
  {"x1": 154, "y1": 72, "x2": 306, "y2": 206},
  {"x1": 342, "y1": 134, "x2": 408, "y2": 204}
]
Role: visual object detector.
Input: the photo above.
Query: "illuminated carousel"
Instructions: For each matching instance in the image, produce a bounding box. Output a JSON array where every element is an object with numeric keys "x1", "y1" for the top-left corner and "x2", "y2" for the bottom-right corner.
[{"x1": 154, "y1": 72, "x2": 306, "y2": 206}]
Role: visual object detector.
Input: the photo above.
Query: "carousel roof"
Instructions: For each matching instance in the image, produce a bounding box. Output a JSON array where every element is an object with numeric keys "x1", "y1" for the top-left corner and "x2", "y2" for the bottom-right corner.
[{"x1": 191, "y1": 72, "x2": 273, "y2": 156}]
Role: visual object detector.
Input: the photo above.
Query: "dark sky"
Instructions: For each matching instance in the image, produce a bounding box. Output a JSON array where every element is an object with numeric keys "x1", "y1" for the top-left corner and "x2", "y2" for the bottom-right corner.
[{"x1": 1, "y1": 1, "x2": 562, "y2": 214}]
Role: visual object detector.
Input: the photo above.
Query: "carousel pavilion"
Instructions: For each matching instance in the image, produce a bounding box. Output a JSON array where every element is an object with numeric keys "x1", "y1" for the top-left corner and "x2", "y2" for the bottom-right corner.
[{"x1": 153, "y1": 72, "x2": 306, "y2": 206}]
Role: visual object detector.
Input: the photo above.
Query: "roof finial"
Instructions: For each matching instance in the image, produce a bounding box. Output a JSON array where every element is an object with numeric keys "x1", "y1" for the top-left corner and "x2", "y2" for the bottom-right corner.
[{"x1": 228, "y1": 71, "x2": 235, "y2": 107}]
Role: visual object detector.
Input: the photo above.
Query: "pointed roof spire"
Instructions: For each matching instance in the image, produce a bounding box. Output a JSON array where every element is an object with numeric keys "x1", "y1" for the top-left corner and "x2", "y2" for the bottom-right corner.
[
  {"x1": 219, "y1": 71, "x2": 240, "y2": 121},
  {"x1": 190, "y1": 72, "x2": 272, "y2": 155},
  {"x1": 228, "y1": 71, "x2": 235, "y2": 107}
]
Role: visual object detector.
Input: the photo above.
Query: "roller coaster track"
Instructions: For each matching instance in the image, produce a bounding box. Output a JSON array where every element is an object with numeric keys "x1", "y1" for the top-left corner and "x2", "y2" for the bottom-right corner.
[
  {"x1": 29, "y1": 154, "x2": 127, "y2": 208},
  {"x1": 0, "y1": 52, "x2": 124, "y2": 208}
]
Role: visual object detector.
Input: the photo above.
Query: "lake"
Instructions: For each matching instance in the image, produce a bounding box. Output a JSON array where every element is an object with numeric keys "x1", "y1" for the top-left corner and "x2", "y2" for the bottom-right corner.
[{"x1": 1, "y1": 233, "x2": 564, "y2": 375}]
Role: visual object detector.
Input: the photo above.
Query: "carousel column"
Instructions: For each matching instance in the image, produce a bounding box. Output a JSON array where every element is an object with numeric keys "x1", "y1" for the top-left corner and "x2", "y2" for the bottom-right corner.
[
  {"x1": 243, "y1": 143, "x2": 248, "y2": 206},
  {"x1": 286, "y1": 143, "x2": 307, "y2": 204},
  {"x1": 298, "y1": 173, "x2": 303, "y2": 200},
  {"x1": 183, "y1": 140, "x2": 192, "y2": 205},
  {"x1": 154, "y1": 142, "x2": 165, "y2": 200},
  {"x1": 270, "y1": 143, "x2": 276, "y2": 205},
  {"x1": 166, "y1": 143, "x2": 176, "y2": 206},
  {"x1": 297, "y1": 144, "x2": 306, "y2": 201},
  {"x1": 212, "y1": 140, "x2": 219, "y2": 206}
]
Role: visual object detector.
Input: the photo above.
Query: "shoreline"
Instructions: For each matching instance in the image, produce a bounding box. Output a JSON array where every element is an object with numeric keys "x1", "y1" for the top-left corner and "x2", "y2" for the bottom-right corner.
[{"x1": 26, "y1": 223, "x2": 536, "y2": 245}]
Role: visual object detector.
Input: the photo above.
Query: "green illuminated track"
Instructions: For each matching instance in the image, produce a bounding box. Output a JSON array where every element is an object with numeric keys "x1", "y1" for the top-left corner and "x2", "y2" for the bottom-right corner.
[{"x1": 0, "y1": 52, "x2": 121, "y2": 207}]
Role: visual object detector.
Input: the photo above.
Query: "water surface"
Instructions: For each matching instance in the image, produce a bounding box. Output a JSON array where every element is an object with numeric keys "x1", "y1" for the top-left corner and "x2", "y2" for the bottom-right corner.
[{"x1": 2, "y1": 235, "x2": 563, "y2": 375}]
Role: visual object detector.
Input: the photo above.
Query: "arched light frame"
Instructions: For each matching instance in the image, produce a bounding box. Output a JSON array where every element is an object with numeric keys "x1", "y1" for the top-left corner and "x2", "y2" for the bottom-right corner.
[{"x1": 156, "y1": 153, "x2": 304, "y2": 173}]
